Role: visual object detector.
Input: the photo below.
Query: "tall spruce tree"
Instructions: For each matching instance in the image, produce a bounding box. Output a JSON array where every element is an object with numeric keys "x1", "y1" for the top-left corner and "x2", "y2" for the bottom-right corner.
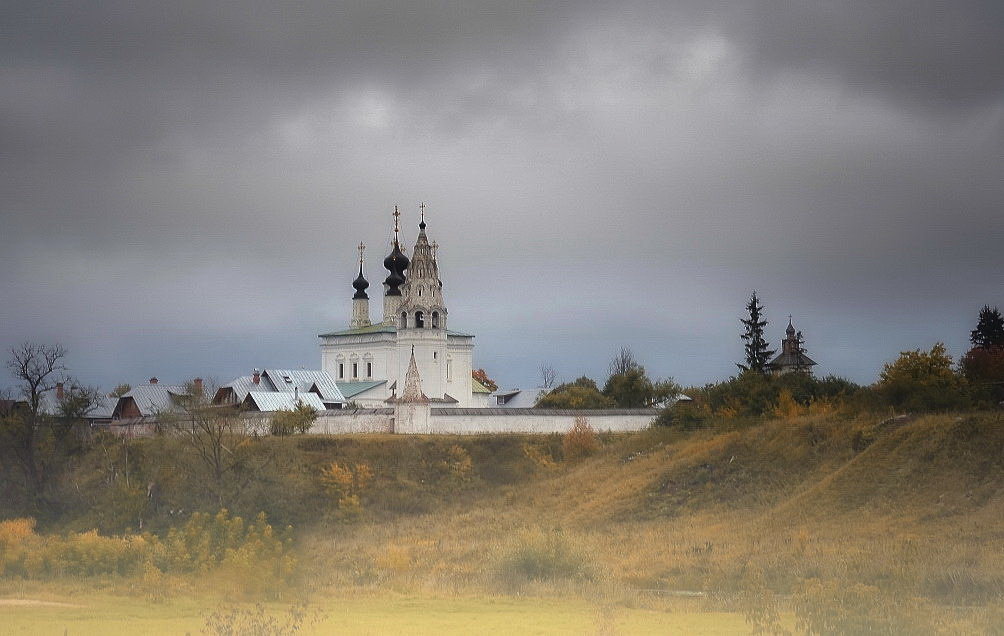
[
  {"x1": 970, "y1": 305, "x2": 1004, "y2": 349},
  {"x1": 738, "y1": 291, "x2": 775, "y2": 374}
]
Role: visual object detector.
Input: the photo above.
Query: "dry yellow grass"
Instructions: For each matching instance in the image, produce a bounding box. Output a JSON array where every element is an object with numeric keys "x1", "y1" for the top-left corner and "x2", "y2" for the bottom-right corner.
[{"x1": 301, "y1": 412, "x2": 1004, "y2": 619}]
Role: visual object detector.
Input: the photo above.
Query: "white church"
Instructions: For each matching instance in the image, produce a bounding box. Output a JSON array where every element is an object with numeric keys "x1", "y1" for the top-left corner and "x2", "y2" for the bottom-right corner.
[
  {"x1": 318, "y1": 206, "x2": 491, "y2": 409},
  {"x1": 199, "y1": 204, "x2": 657, "y2": 435}
]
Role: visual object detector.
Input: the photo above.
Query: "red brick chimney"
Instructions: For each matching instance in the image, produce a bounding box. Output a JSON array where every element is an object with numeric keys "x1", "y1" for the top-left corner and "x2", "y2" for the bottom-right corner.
[
  {"x1": 252, "y1": 369, "x2": 260, "y2": 385},
  {"x1": 149, "y1": 377, "x2": 158, "y2": 385},
  {"x1": 56, "y1": 382, "x2": 64, "y2": 400},
  {"x1": 193, "y1": 378, "x2": 203, "y2": 395}
]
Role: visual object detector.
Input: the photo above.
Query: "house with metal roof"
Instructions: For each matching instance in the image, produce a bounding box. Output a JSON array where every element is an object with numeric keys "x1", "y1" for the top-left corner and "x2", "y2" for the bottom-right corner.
[
  {"x1": 214, "y1": 369, "x2": 346, "y2": 410},
  {"x1": 111, "y1": 378, "x2": 192, "y2": 419},
  {"x1": 241, "y1": 391, "x2": 326, "y2": 412},
  {"x1": 491, "y1": 387, "x2": 549, "y2": 408}
]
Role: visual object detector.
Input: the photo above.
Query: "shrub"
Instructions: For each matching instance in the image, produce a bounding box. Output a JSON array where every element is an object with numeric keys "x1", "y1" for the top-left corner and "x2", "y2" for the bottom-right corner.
[
  {"x1": 319, "y1": 461, "x2": 373, "y2": 514},
  {"x1": 654, "y1": 401, "x2": 709, "y2": 429},
  {"x1": 536, "y1": 377, "x2": 615, "y2": 409},
  {"x1": 432, "y1": 445, "x2": 474, "y2": 485},
  {"x1": 523, "y1": 442, "x2": 559, "y2": 470},
  {"x1": 562, "y1": 417, "x2": 600, "y2": 460},
  {"x1": 157, "y1": 510, "x2": 296, "y2": 598},
  {"x1": 270, "y1": 402, "x2": 318, "y2": 436},
  {"x1": 495, "y1": 529, "x2": 591, "y2": 589},
  {"x1": 203, "y1": 602, "x2": 323, "y2": 636}
]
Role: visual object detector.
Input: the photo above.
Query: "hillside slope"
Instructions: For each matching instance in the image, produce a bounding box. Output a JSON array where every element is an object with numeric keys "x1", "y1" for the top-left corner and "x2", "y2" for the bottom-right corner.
[{"x1": 304, "y1": 412, "x2": 1004, "y2": 603}]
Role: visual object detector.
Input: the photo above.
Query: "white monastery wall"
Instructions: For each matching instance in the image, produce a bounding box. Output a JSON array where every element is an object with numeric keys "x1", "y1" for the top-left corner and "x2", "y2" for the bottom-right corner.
[
  {"x1": 128, "y1": 409, "x2": 658, "y2": 437},
  {"x1": 422, "y1": 409, "x2": 658, "y2": 435},
  {"x1": 311, "y1": 410, "x2": 394, "y2": 434},
  {"x1": 237, "y1": 409, "x2": 658, "y2": 435}
]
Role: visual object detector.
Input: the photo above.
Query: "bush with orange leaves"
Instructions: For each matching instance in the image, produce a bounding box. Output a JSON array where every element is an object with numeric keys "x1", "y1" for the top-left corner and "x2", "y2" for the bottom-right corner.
[
  {"x1": 319, "y1": 462, "x2": 373, "y2": 514},
  {"x1": 562, "y1": 416, "x2": 600, "y2": 460}
]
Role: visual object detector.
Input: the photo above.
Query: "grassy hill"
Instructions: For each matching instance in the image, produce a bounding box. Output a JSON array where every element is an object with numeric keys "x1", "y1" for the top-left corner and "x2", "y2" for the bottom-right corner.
[
  {"x1": 298, "y1": 412, "x2": 1004, "y2": 608},
  {"x1": 3, "y1": 411, "x2": 1003, "y2": 632}
]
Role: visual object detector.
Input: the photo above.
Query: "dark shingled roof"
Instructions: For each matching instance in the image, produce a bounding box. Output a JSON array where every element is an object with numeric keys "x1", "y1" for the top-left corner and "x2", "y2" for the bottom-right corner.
[{"x1": 768, "y1": 350, "x2": 817, "y2": 369}]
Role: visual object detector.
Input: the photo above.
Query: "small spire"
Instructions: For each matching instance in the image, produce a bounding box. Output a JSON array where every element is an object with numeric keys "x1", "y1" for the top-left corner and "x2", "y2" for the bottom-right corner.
[
  {"x1": 431, "y1": 241, "x2": 439, "y2": 260},
  {"x1": 352, "y1": 241, "x2": 370, "y2": 300},
  {"x1": 400, "y1": 345, "x2": 429, "y2": 403},
  {"x1": 393, "y1": 205, "x2": 401, "y2": 240},
  {"x1": 419, "y1": 202, "x2": 427, "y2": 230}
]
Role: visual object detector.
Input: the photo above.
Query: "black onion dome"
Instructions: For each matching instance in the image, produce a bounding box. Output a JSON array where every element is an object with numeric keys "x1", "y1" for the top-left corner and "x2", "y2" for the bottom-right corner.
[
  {"x1": 352, "y1": 264, "x2": 369, "y2": 299},
  {"x1": 383, "y1": 241, "x2": 410, "y2": 272},
  {"x1": 383, "y1": 240, "x2": 409, "y2": 295},
  {"x1": 786, "y1": 319, "x2": 796, "y2": 336}
]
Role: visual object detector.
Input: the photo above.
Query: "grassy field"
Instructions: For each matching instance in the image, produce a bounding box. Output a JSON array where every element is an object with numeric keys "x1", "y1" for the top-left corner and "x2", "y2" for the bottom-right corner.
[
  {"x1": 0, "y1": 592, "x2": 756, "y2": 635},
  {"x1": 2, "y1": 411, "x2": 1002, "y2": 634}
]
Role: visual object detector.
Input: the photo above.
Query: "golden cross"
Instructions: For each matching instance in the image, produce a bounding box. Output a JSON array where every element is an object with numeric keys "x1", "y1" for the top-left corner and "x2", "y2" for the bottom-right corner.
[
  {"x1": 419, "y1": 201, "x2": 426, "y2": 223},
  {"x1": 393, "y1": 205, "x2": 401, "y2": 235},
  {"x1": 358, "y1": 241, "x2": 365, "y2": 265}
]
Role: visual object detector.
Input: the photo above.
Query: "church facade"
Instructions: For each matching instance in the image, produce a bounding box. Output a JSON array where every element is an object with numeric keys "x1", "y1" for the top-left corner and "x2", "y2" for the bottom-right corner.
[{"x1": 318, "y1": 207, "x2": 488, "y2": 408}]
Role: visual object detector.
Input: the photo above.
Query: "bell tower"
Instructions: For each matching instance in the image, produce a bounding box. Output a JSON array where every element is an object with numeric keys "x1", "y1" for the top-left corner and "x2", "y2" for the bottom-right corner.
[{"x1": 397, "y1": 203, "x2": 449, "y2": 400}]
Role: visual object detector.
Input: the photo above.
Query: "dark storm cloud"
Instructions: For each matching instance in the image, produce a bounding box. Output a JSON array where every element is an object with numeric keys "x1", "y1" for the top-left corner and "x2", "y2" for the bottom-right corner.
[{"x1": 1, "y1": 1, "x2": 1002, "y2": 390}]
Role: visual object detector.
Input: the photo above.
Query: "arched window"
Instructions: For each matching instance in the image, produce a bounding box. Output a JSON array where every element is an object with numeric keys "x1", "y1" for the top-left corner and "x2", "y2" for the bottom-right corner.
[
  {"x1": 431, "y1": 311, "x2": 439, "y2": 328},
  {"x1": 415, "y1": 311, "x2": 424, "y2": 328},
  {"x1": 400, "y1": 312, "x2": 407, "y2": 329}
]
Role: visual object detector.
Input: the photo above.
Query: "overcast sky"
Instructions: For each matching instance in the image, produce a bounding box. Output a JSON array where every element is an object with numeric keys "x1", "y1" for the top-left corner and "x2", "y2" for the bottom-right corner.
[{"x1": 2, "y1": 1, "x2": 1002, "y2": 393}]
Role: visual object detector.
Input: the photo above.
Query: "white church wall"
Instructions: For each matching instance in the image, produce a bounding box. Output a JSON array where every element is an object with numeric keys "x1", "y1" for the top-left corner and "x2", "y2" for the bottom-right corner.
[
  {"x1": 446, "y1": 337, "x2": 474, "y2": 407},
  {"x1": 397, "y1": 328, "x2": 447, "y2": 401},
  {"x1": 321, "y1": 336, "x2": 396, "y2": 384}
]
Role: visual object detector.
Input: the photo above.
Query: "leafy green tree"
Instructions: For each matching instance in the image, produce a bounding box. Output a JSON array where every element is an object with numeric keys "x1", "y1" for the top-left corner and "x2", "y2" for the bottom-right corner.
[
  {"x1": 601, "y1": 348, "x2": 682, "y2": 408},
  {"x1": 603, "y1": 367, "x2": 653, "y2": 408},
  {"x1": 270, "y1": 401, "x2": 318, "y2": 436},
  {"x1": 536, "y1": 377, "x2": 614, "y2": 409},
  {"x1": 971, "y1": 305, "x2": 1004, "y2": 349},
  {"x1": 651, "y1": 379, "x2": 685, "y2": 407},
  {"x1": 738, "y1": 291, "x2": 775, "y2": 374},
  {"x1": 876, "y1": 343, "x2": 968, "y2": 412}
]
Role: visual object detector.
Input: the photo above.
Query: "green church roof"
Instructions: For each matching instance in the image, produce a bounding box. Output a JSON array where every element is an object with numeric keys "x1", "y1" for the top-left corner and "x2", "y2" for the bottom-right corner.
[{"x1": 319, "y1": 324, "x2": 474, "y2": 338}]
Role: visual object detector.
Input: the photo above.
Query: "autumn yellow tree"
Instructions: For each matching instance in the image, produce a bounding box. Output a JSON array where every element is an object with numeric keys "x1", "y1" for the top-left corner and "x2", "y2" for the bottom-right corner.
[{"x1": 876, "y1": 343, "x2": 968, "y2": 412}]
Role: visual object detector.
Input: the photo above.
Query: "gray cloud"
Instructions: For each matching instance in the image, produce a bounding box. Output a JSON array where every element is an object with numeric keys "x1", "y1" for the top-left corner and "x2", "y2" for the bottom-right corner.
[{"x1": 1, "y1": 1, "x2": 1002, "y2": 391}]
